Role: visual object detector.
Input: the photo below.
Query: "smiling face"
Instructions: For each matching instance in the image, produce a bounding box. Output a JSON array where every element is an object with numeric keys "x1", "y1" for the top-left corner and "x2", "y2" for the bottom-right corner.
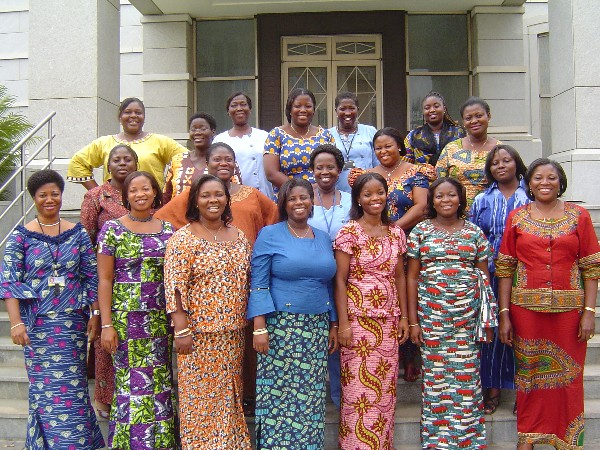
[
  {"x1": 374, "y1": 134, "x2": 401, "y2": 168},
  {"x1": 422, "y1": 95, "x2": 445, "y2": 128},
  {"x1": 313, "y1": 152, "x2": 341, "y2": 191},
  {"x1": 290, "y1": 94, "x2": 315, "y2": 128},
  {"x1": 336, "y1": 98, "x2": 358, "y2": 130},
  {"x1": 358, "y1": 178, "x2": 387, "y2": 218},
  {"x1": 285, "y1": 186, "x2": 313, "y2": 223},
  {"x1": 196, "y1": 179, "x2": 227, "y2": 221},
  {"x1": 432, "y1": 181, "x2": 461, "y2": 219},
  {"x1": 119, "y1": 101, "x2": 145, "y2": 135},
  {"x1": 126, "y1": 175, "x2": 156, "y2": 213},
  {"x1": 189, "y1": 117, "x2": 215, "y2": 151},
  {"x1": 462, "y1": 104, "x2": 490, "y2": 139},
  {"x1": 528, "y1": 164, "x2": 561, "y2": 202},
  {"x1": 34, "y1": 183, "x2": 62, "y2": 220},
  {"x1": 489, "y1": 148, "x2": 517, "y2": 184},
  {"x1": 207, "y1": 146, "x2": 236, "y2": 183},
  {"x1": 108, "y1": 148, "x2": 137, "y2": 184},
  {"x1": 228, "y1": 94, "x2": 251, "y2": 127}
]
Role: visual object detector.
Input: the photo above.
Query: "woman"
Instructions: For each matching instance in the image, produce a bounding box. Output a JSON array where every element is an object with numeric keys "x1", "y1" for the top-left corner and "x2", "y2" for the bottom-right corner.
[
  {"x1": 263, "y1": 88, "x2": 335, "y2": 198},
  {"x1": 436, "y1": 96, "x2": 500, "y2": 211},
  {"x1": 248, "y1": 178, "x2": 338, "y2": 449},
  {"x1": 0, "y1": 169, "x2": 104, "y2": 449},
  {"x1": 213, "y1": 92, "x2": 272, "y2": 198},
  {"x1": 307, "y1": 144, "x2": 352, "y2": 409},
  {"x1": 407, "y1": 177, "x2": 496, "y2": 449},
  {"x1": 404, "y1": 91, "x2": 465, "y2": 166},
  {"x1": 327, "y1": 91, "x2": 377, "y2": 192},
  {"x1": 470, "y1": 145, "x2": 529, "y2": 415},
  {"x1": 155, "y1": 142, "x2": 278, "y2": 416},
  {"x1": 163, "y1": 112, "x2": 216, "y2": 203},
  {"x1": 80, "y1": 144, "x2": 138, "y2": 419},
  {"x1": 68, "y1": 97, "x2": 186, "y2": 190},
  {"x1": 497, "y1": 159, "x2": 600, "y2": 450},
  {"x1": 97, "y1": 171, "x2": 177, "y2": 449},
  {"x1": 164, "y1": 174, "x2": 252, "y2": 449},
  {"x1": 334, "y1": 172, "x2": 410, "y2": 450}
]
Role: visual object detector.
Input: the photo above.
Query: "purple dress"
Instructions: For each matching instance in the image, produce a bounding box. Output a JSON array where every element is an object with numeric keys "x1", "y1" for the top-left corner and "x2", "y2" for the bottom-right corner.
[{"x1": 97, "y1": 219, "x2": 177, "y2": 449}]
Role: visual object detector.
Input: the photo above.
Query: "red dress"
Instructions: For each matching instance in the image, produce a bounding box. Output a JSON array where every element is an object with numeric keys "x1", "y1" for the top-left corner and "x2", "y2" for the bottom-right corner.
[{"x1": 496, "y1": 203, "x2": 600, "y2": 449}]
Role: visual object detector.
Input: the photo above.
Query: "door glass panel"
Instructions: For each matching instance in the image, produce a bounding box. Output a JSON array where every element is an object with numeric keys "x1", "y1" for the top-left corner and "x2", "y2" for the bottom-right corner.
[
  {"x1": 287, "y1": 66, "x2": 328, "y2": 127},
  {"x1": 337, "y1": 65, "x2": 377, "y2": 126},
  {"x1": 286, "y1": 42, "x2": 328, "y2": 57},
  {"x1": 335, "y1": 41, "x2": 377, "y2": 56}
]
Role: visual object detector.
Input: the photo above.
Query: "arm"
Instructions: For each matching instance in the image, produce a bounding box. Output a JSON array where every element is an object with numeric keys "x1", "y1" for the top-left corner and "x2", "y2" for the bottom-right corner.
[
  {"x1": 579, "y1": 278, "x2": 598, "y2": 342},
  {"x1": 435, "y1": 144, "x2": 450, "y2": 178},
  {"x1": 162, "y1": 164, "x2": 175, "y2": 205},
  {"x1": 78, "y1": 229, "x2": 100, "y2": 340},
  {"x1": 406, "y1": 257, "x2": 423, "y2": 346},
  {"x1": 334, "y1": 250, "x2": 352, "y2": 348},
  {"x1": 170, "y1": 291, "x2": 192, "y2": 354},
  {"x1": 256, "y1": 189, "x2": 279, "y2": 226},
  {"x1": 263, "y1": 153, "x2": 289, "y2": 189},
  {"x1": 475, "y1": 259, "x2": 494, "y2": 342},
  {"x1": 395, "y1": 253, "x2": 409, "y2": 344},
  {"x1": 395, "y1": 186, "x2": 428, "y2": 231},
  {"x1": 6, "y1": 298, "x2": 29, "y2": 346},
  {"x1": 80, "y1": 190, "x2": 100, "y2": 246},
  {"x1": 497, "y1": 277, "x2": 514, "y2": 346},
  {"x1": 67, "y1": 138, "x2": 107, "y2": 189},
  {"x1": 97, "y1": 253, "x2": 118, "y2": 353}
]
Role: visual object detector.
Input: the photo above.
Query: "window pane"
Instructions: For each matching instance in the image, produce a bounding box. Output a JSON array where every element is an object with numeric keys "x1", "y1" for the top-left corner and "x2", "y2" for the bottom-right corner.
[
  {"x1": 286, "y1": 42, "x2": 327, "y2": 57},
  {"x1": 196, "y1": 79, "x2": 256, "y2": 133},
  {"x1": 197, "y1": 20, "x2": 255, "y2": 77},
  {"x1": 408, "y1": 75, "x2": 469, "y2": 130},
  {"x1": 408, "y1": 15, "x2": 468, "y2": 72}
]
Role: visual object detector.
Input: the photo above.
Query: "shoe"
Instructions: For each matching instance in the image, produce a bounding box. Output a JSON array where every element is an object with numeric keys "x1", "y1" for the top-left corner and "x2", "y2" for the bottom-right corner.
[
  {"x1": 483, "y1": 394, "x2": 500, "y2": 415},
  {"x1": 97, "y1": 409, "x2": 110, "y2": 420}
]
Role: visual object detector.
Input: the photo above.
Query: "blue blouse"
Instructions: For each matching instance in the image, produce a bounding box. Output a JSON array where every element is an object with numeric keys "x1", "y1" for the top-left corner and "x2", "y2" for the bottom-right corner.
[
  {"x1": 308, "y1": 190, "x2": 352, "y2": 242},
  {"x1": 470, "y1": 181, "x2": 530, "y2": 274},
  {"x1": 328, "y1": 124, "x2": 377, "y2": 193},
  {"x1": 247, "y1": 221, "x2": 337, "y2": 320}
]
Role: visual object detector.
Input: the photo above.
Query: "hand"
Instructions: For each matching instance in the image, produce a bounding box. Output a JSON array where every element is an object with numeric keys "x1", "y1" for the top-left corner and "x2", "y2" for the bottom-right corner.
[
  {"x1": 409, "y1": 324, "x2": 424, "y2": 346},
  {"x1": 174, "y1": 335, "x2": 193, "y2": 355},
  {"x1": 338, "y1": 325, "x2": 353, "y2": 348},
  {"x1": 484, "y1": 327, "x2": 494, "y2": 343},
  {"x1": 254, "y1": 333, "x2": 269, "y2": 354},
  {"x1": 329, "y1": 326, "x2": 339, "y2": 354},
  {"x1": 101, "y1": 327, "x2": 119, "y2": 354},
  {"x1": 87, "y1": 316, "x2": 100, "y2": 341},
  {"x1": 10, "y1": 323, "x2": 30, "y2": 347},
  {"x1": 578, "y1": 310, "x2": 596, "y2": 342},
  {"x1": 398, "y1": 318, "x2": 409, "y2": 345},
  {"x1": 499, "y1": 316, "x2": 513, "y2": 347}
]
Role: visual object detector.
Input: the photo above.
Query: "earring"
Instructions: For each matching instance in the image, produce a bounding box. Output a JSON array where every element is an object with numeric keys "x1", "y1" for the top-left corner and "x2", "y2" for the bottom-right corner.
[{"x1": 358, "y1": 203, "x2": 362, "y2": 207}]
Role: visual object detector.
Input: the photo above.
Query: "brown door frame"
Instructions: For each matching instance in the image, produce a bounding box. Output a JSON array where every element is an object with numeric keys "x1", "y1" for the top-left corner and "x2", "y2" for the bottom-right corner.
[{"x1": 257, "y1": 10, "x2": 406, "y2": 133}]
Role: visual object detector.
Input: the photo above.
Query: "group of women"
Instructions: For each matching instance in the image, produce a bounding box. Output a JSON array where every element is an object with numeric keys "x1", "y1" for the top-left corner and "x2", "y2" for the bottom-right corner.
[{"x1": 0, "y1": 88, "x2": 597, "y2": 450}]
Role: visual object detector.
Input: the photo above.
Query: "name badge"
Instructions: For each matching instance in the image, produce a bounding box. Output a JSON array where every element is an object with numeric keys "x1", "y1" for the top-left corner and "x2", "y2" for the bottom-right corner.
[
  {"x1": 48, "y1": 276, "x2": 65, "y2": 287},
  {"x1": 343, "y1": 160, "x2": 355, "y2": 170}
]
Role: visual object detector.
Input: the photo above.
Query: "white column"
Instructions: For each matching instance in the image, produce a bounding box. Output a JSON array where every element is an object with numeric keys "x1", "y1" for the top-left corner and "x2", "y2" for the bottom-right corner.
[
  {"x1": 470, "y1": 6, "x2": 543, "y2": 164},
  {"x1": 548, "y1": 0, "x2": 600, "y2": 204}
]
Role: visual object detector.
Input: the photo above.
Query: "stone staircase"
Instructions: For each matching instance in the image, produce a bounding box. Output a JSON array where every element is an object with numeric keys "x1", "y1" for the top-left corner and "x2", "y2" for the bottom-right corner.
[{"x1": 1, "y1": 291, "x2": 600, "y2": 449}]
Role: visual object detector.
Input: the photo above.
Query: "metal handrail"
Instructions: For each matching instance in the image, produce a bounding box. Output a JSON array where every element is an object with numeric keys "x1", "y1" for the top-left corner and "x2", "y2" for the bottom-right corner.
[{"x1": 0, "y1": 111, "x2": 56, "y2": 248}]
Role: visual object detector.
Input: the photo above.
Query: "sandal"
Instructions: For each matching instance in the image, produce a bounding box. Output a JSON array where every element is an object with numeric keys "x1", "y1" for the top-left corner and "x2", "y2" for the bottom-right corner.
[
  {"x1": 483, "y1": 394, "x2": 500, "y2": 415},
  {"x1": 403, "y1": 363, "x2": 420, "y2": 382},
  {"x1": 97, "y1": 409, "x2": 110, "y2": 420},
  {"x1": 243, "y1": 398, "x2": 255, "y2": 417}
]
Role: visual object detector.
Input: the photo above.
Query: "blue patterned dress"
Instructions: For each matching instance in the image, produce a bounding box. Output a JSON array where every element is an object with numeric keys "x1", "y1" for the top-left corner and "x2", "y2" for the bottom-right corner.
[
  {"x1": 0, "y1": 223, "x2": 104, "y2": 450},
  {"x1": 264, "y1": 126, "x2": 335, "y2": 198},
  {"x1": 470, "y1": 181, "x2": 529, "y2": 390},
  {"x1": 407, "y1": 220, "x2": 497, "y2": 449}
]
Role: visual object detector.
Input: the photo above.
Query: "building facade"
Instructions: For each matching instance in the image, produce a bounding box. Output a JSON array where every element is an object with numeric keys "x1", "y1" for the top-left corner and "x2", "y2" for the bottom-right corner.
[{"x1": 0, "y1": 0, "x2": 598, "y2": 211}]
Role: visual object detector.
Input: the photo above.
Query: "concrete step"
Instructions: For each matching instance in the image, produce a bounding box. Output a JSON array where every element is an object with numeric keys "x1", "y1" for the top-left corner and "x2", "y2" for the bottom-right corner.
[{"x1": 0, "y1": 338, "x2": 24, "y2": 368}]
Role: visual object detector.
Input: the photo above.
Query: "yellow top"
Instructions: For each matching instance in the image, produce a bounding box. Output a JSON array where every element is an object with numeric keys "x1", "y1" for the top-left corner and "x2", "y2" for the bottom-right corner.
[{"x1": 67, "y1": 133, "x2": 187, "y2": 189}]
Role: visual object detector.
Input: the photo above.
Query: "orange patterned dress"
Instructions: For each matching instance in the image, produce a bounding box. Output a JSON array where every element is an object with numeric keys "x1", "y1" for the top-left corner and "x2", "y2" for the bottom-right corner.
[
  {"x1": 334, "y1": 221, "x2": 407, "y2": 450},
  {"x1": 164, "y1": 225, "x2": 252, "y2": 449}
]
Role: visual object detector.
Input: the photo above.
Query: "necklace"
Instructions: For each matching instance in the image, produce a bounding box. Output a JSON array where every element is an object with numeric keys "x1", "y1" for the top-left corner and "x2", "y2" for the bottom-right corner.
[
  {"x1": 128, "y1": 213, "x2": 152, "y2": 222},
  {"x1": 287, "y1": 222, "x2": 311, "y2": 238},
  {"x1": 36, "y1": 217, "x2": 64, "y2": 295},
  {"x1": 384, "y1": 160, "x2": 403, "y2": 181},
  {"x1": 533, "y1": 200, "x2": 560, "y2": 222},
  {"x1": 433, "y1": 219, "x2": 463, "y2": 234},
  {"x1": 316, "y1": 188, "x2": 337, "y2": 238},
  {"x1": 469, "y1": 135, "x2": 489, "y2": 151},
  {"x1": 291, "y1": 123, "x2": 311, "y2": 140},
  {"x1": 359, "y1": 219, "x2": 385, "y2": 238},
  {"x1": 36, "y1": 217, "x2": 61, "y2": 227},
  {"x1": 200, "y1": 220, "x2": 223, "y2": 241},
  {"x1": 337, "y1": 126, "x2": 358, "y2": 165}
]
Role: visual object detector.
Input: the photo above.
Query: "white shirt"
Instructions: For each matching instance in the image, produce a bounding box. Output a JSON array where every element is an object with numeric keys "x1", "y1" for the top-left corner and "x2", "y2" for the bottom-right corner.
[{"x1": 213, "y1": 128, "x2": 272, "y2": 198}]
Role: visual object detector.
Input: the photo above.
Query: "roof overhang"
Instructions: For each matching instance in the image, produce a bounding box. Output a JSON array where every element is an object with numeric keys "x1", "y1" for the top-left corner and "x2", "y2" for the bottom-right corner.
[{"x1": 128, "y1": 0, "x2": 527, "y2": 18}]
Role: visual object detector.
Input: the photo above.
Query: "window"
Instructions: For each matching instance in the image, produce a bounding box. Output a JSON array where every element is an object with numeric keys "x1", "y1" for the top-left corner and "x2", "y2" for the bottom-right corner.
[{"x1": 406, "y1": 15, "x2": 470, "y2": 130}]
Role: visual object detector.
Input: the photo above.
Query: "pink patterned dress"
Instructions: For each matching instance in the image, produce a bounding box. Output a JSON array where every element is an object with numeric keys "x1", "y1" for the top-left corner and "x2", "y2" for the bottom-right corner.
[{"x1": 334, "y1": 221, "x2": 406, "y2": 450}]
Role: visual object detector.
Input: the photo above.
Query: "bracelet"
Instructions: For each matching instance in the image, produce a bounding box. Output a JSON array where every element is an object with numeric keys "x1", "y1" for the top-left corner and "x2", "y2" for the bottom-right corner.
[
  {"x1": 408, "y1": 323, "x2": 419, "y2": 328},
  {"x1": 338, "y1": 327, "x2": 352, "y2": 335},
  {"x1": 253, "y1": 329, "x2": 268, "y2": 336},
  {"x1": 174, "y1": 327, "x2": 190, "y2": 336},
  {"x1": 91, "y1": 309, "x2": 101, "y2": 316},
  {"x1": 174, "y1": 333, "x2": 192, "y2": 339},
  {"x1": 101, "y1": 324, "x2": 113, "y2": 329},
  {"x1": 10, "y1": 322, "x2": 24, "y2": 331},
  {"x1": 400, "y1": 316, "x2": 408, "y2": 320},
  {"x1": 331, "y1": 325, "x2": 339, "y2": 328},
  {"x1": 499, "y1": 308, "x2": 510, "y2": 314},
  {"x1": 584, "y1": 306, "x2": 596, "y2": 314}
]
